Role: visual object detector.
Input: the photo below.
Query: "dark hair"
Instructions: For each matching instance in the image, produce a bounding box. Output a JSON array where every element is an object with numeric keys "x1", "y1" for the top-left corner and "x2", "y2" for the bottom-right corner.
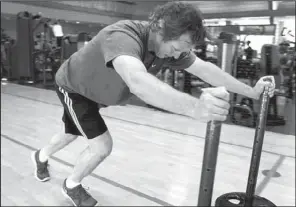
[{"x1": 149, "y1": 1, "x2": 206, "y2": 45}]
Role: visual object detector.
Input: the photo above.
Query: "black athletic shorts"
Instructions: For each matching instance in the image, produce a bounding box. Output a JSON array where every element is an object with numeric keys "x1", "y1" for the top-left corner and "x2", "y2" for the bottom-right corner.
[{"x1": 55, "y1": 84, "x2": 108, "y2": 139}]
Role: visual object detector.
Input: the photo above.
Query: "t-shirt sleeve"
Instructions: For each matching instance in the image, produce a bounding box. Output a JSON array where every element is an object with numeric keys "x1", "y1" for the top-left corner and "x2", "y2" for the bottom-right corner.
[
  {"x1": 99, "y1": 30, "x2": 143, "y2": 68},
  {"x1": 165, "y1": 51, "x2": 196, "y2": 70}
]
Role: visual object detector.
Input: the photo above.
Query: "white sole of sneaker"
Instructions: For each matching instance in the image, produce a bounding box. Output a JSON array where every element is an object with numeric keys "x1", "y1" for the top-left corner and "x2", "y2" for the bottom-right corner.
[{"x1": 31, "y1": 151, "x2": 50, "y2": 182}]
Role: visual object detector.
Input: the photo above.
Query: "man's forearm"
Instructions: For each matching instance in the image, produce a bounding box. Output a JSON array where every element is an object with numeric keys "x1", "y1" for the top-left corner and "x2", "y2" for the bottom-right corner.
[
  {"x1": 187, "y1": 60, "x2": 257, "y2": 99},
  {"x1": 208, "y1": 62, "x2": 257, "y2": 98},
  {"x1": 131, "y1": 71, "x2": 198, "y2": 118}
]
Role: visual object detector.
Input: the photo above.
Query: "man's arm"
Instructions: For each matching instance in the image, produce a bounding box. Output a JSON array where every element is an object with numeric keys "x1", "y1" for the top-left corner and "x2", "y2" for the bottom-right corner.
[
  {"x1": 185, "y1": 57, "x2": 258, "y2": 99},
  {"x1": 112, "y1": 55, "x2": 198, "y2": 118}
]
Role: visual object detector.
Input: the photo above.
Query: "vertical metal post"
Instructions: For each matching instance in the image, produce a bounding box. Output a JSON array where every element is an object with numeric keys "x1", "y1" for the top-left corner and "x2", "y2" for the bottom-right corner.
[
  {"x1": 197, "y1": 32, "x2": 237, "y2": 207},
  {"x1": 244, "y1": 84, "x2": 271, "y2": 207},
  {"x1": 197, "y1": 121, "x2": 222, "y2": 206}
]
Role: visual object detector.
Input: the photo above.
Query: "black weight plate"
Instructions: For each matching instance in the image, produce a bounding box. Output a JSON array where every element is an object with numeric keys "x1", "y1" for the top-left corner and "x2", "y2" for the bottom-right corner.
[{"x1": 215, "y1": 192, "x2": 276, "y2": 207}]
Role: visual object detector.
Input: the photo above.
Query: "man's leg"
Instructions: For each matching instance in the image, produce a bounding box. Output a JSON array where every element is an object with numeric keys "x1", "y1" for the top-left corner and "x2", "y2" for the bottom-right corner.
[
  {"x1": 31, "y1": 132, "x2": 78, "y2": 182},
  {"x1": 32, "y1": 83, "x2": 83, "y2": 182},
  {"x1": 66, "y1": 130, "x2": 112, "y2": 185},
  {"x1": 38, "y1": 133, "x2": 78, "y2": 163},
  {"x1": 54, "y1": 86, "x2": 111, "y2": 206},
  {"x1": 62, "y1": 131, "x2": 112, "y2": 206}
]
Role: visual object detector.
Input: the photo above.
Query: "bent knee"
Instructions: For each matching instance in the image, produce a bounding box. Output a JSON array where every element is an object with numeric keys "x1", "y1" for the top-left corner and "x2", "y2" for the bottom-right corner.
[{"x1": 88, "y1": 131, "x2": 113, "y2": 157}]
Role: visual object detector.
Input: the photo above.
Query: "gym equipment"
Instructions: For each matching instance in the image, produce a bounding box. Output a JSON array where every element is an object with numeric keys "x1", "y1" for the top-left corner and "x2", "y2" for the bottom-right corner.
[
  {"x1": 2, "y1": 40, "x2": 18, "y2": 81},
  {"x1": 16, "y1": 11, "x2": 35, "y2": 82},
  {"x1": 14, "y1": 11, "x2": 56, "y2": 85},
  {"x1": 233, "y1": 43, "x2": 286, "y2": 127},
  {"x1": 260, "y1": 44, "x2": 280, "y2": 76},
  {"x1": 261, "y1": 44, "x2": 286, "y2": 126},
  {"x1": 197, "y1": 120, "x2": 222, "y2": 206},
  {"x1": 9, "y1": 40, "x2": 19, "y2": 80},
  {"x1": 197, "y1": 32, "x2": 236, "y2": 206},
  {"x1": 216, "y1": 32, "x2": 238, "y2": 76},
  {"x1": 236, "y1": 58, "x2": 257, "y2": 80},
  {"x1": 215, "y1": 192, "x2": 276, "y2": 206},
  {"x1": 215, "y1": 79, "x2": 276, "y2": 207},
  {"x1": 61, "y1": 32, "x2": 91, "y2": 62},
  {"x1": 232, "y1": 98, "x2": 256, "y2": 127},
  {"x1": 77, "y1": 32, "x2": 91, "y2": 50},
  {"x1": 33, "y1": 49, "x2": 57, "y2": 86},
  {"x1": 197, "y1": 32, "x2": 276, "y2": 206},
  {"x1": 232, "y1": 58, "x2": 258, "y2": 127},
  {"x1": 215, "y1": 32, "x2": 239, "y2": 123},
  {"x1": 197, "y1": 80, "x2": 276, "y2": 206},
  {"x1": 61, "y1": 35, "x2": 78, "y2": 61},
  {"x1": 1, "y1": 41, "x2": 10, "y2": 79},
  {"x1": 32, "y1": 15, "x2": 60, "y2": 86}
]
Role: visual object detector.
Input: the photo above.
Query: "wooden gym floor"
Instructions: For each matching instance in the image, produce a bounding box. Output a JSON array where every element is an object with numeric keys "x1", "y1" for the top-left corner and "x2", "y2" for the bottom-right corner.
[{"x1": 1, "y1": 82, "x2": 295, "y2": 206}]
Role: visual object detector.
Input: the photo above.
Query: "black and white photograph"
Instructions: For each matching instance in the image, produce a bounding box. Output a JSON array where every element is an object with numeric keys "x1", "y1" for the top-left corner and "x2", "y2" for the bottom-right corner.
[{"x1": 1, "y1": 1, "x2": 295, "y2": 206}]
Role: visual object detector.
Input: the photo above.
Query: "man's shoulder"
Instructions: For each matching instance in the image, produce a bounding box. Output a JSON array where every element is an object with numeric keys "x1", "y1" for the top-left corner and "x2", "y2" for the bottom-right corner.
[
  {"x1": 100, "y1": 20, "x2": 149, "y2": 37},
  {"x1": 96, "y1": 20, "x2": 150, "y2": 53},
  {"x1": 110, "y1": 19, "x2": 149, "y2": 29}
]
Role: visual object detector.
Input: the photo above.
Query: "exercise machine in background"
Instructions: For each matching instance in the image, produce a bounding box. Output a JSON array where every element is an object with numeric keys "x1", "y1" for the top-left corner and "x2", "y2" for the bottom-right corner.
[
  {"x1": 4, "y1": 11, "x2": 93, "y2": 88},
  {"x1": 60, "y1": 32, "x2": 92, "y2": 63}
]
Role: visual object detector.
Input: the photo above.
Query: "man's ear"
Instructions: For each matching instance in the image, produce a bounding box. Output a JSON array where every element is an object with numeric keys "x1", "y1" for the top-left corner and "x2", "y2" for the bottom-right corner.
[
  {"x1": 158, "y1": 19, "x2": 165, "y2": 29},
  {"x1": 154, "y1": 19, "x2": 165, "y2": 37},
  {"x1": 150, "y1": 19, "x2": 164, "y2": 33}
]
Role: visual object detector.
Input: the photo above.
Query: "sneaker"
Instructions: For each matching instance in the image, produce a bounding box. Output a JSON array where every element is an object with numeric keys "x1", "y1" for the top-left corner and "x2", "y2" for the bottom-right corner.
[
  {"x1": 31, "y1": 150, "x2": 50, "y2": 182},
  {"x1": 62, "y1": 179, "x2": 98, "y2": 206}
]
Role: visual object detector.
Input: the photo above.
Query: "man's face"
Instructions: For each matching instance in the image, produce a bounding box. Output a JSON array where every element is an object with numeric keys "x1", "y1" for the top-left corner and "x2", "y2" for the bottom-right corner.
[{"x1": 154, "y1": 32, "x2": 194, "y2": 59}]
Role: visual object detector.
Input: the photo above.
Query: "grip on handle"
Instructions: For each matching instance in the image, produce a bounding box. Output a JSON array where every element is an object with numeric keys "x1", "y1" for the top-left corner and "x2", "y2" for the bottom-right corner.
[
  {"x1": 262, "y1": 77, "x2": 273, "y2": 83},
  {"x1": 261, "y1": 76, "x2": 274, "y2": 98},
  {"x1": 262, "y1": 77, "x2": 273, "y2": 90}
]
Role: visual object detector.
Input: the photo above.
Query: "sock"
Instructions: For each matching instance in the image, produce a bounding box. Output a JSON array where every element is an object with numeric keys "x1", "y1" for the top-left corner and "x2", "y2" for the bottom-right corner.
[
  {"x1": 38, "y1": 149, "x2": 49, "y2": 163},
  {"x1": 66, "y1": 178, "x2": 80, "y2": 189}
]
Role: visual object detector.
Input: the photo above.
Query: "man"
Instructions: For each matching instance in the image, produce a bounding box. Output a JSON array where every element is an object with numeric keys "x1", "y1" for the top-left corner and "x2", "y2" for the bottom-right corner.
[
  {"x1": 50, "y1": 20, "x2": 64, "y2": 47},
  {"x1": 31, "y1": 2, "x2": 275, "y2": 206},
  {"x1": 244, "y1": 40, "x2": 253, "y2": 61}
]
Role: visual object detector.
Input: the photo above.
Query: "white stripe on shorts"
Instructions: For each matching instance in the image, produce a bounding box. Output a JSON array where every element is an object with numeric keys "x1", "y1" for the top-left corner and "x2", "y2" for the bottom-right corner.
[{"x1": 59, "y1": 87, "x2": 88, "y2": 138}]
